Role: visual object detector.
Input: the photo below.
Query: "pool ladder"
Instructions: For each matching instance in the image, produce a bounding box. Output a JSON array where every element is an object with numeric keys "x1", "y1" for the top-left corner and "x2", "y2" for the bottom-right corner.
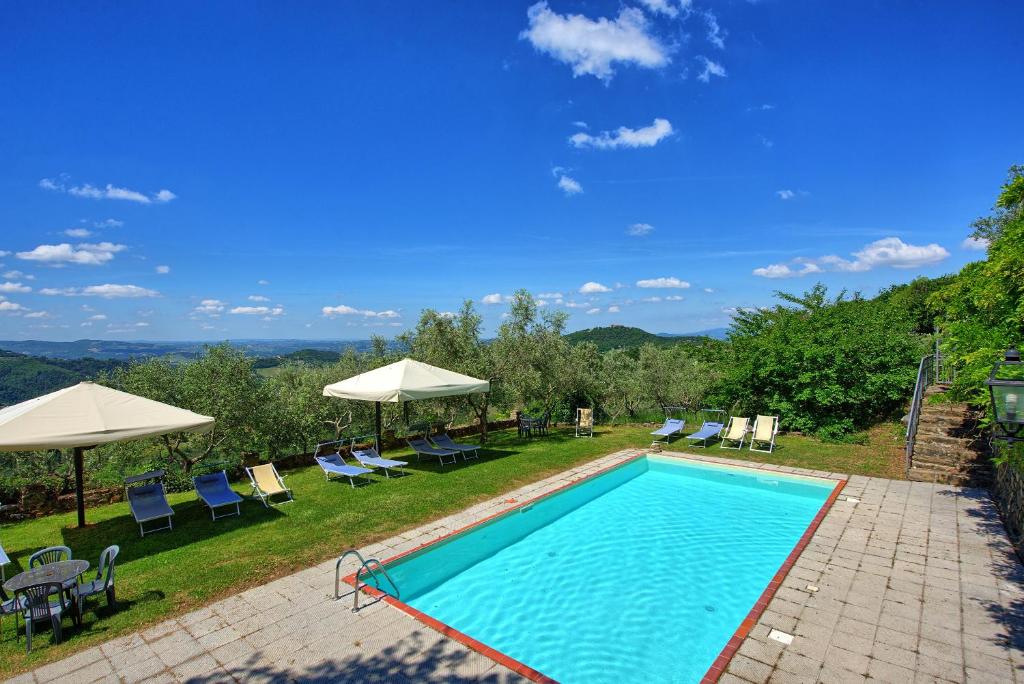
[{"x1": 335, "y1": 549, "x2": 400, "y2": 613}]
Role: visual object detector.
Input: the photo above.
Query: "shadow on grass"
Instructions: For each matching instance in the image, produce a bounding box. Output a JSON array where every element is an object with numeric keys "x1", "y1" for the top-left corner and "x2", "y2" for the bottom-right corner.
[
  {"x1": 59, "y1": 496, "x2": 286, "y2": 567},
  {"x1": 938, "y1": 486, "x2": 1024, "y2": 655},
  {"x1": 183, "y1": 629, "x2": 523, "y2": 683}
]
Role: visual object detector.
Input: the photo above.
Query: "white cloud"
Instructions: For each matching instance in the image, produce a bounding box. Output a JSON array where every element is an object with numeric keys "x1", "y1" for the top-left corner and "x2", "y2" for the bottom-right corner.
[
  {"x1": 40, "y1": 177, "x2": 176, "y2": 204},
  {"x1": 637, "y1": 0, "x2": 683, "y2": 18},
  {"x1": 703, "y1": 287, "x2": 714, "y2": 293},
  {"x1": 703, "y1": 10, "x2": 725, "y2": 49},
  {"x1": 89, "y1": 314, "x2": 107, "y2": 320},
  {"x1": 636, "y1": 276, "x2": 690, "y2": 289},
  {"x1": 627, "y1": 222, "x2": 655, "y2": 237},
  {"x1": 322, "y1": 305, "x2": 399, "y2": 319},
  {"x1": 642, "y1": 296, "x2": 662, "y2": 303},
  {"x1": 579, "y1": 281, "x2": 612, "y2": 294},
  {"x1": 24, "y1": 310, "x2": 52, "y2": 319},
  {"x1": 0, "y1": 295, "x2": 27, "y2": 313},
  {"x1": 230, "y1": 306, "x2": 284, "y2": 316},
  {"x1": 481, "y1": 293, "x2": 508, "y2": 305},
  {"x1": 572, "y1": 120, "x2": 589, "y2": 129},
  {"x1": 696, "y1": 56, "x2": 726, "y2": 82},
  {"x1": 558, "y1": 175, "x2": 583, "y2": 195},
  {"x1": 753, "y1": 237, "x2": 950, "y2": 278},
  {"x1": 16, "y1": 242, "x2": 127, "y2": 266},
  {"x1": 961, "y1": 236, "x2": 989, "y2": 251},
  {"x1": 0, "y1": 281, "x2": 31, "y2": 293},
  {"x1": 520, "y1": 2, "x2": 670, "y2": 81},
  {"x1": 537, "y1": 291, "x2": 563, "y2": 299},
  {"x1": 40, "y1": 284, "x2": 159, "y2": 298},
  {"x1": 193, "y1": 299, "x2": 225, "y2": 316},
  {"x1": 607, "y1": 305, "x2": 620, "y2": 313},
  {"x1": 585, "y1": 307, "x2": 601, "y2": 314},
  {"x1": 155, "y1": 265, "x2": 171, "y2": 274},
  {"x1": 257, "y1": 279, "x2": 270, "y2": 285},
  {"x1": 665, "y1": 295, "x2": 684, "y2": 301},
  {"x1": 776, "y1": 190, "x2": 795, "y2": 200},
  {"x1": 3, "y1": 270, "x2": 33, "y2": 280},
  {"x1": 65, "y1": 228, "x2": 92, "y2": 238},
  {"x1": 94, "y1": 218, "x2": 124, "y2": 229},
  {"x1": 248, "y1": 295, "x2": 270, "y2": 302},
  {"x1": 570, "y1": 118, "x2": 673, "y2": 150}
]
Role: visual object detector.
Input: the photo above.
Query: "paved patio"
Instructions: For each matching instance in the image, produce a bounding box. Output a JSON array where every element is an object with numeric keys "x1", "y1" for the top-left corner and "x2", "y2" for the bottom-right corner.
[{"x1": 5, "y1": 449, "x2": 1024, "y2": 683}]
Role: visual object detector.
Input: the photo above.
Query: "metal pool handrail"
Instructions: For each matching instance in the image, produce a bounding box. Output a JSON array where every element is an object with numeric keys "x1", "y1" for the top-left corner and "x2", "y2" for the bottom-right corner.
[{"x1": 335, "y1": 549, "x2": 400, "y2": 612}]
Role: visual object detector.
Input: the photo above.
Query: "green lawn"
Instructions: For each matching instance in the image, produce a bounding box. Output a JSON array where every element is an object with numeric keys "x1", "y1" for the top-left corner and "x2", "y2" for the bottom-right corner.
[{"x1": 0, "y1": 424, "x2": 903, "y2": 676}]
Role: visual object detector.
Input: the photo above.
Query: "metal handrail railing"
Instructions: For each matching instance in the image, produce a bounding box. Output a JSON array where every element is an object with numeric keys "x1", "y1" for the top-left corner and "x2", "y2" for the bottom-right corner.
[
  {"x1": 334, "y1": 549, "x2": 400, "y2": 612},
  {"x1": 905, "y1": 354, "x2": 936, "y2": 477}
]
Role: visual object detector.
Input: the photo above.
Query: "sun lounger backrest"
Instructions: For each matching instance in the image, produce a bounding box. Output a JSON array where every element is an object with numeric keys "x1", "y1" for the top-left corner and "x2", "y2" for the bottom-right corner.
[
  {"x1": 128, "y1": 483, "x2": 164, "y2": 501},
  {"x1": 251, "y1": 464, "x2": 285, "y2": 495},
  {"x1": 578, "y1": 408, "x2": 593, "y2": 428},
  {"x1": 754, "y1": 415, "x2": 777, "y2": 441},
  {"x1": 725, "y1": 417, "x2": 749, "y2": 439}
]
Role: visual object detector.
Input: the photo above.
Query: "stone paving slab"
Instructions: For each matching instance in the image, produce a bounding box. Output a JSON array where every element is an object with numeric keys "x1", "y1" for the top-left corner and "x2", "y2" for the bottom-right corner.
[{"x1": 7, "y1": 449, "x2": 1024, "y2": 683}]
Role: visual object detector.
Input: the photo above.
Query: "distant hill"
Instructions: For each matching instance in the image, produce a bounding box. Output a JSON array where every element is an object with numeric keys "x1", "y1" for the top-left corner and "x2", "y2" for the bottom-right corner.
[
  {"x1": 0, "y1": 338, "x2": 374, "y2": 361},
  {"x1": 0, "y1": 350, "x2": 125, "y2": 406},
  {"x1": 564, "y1": 326, "x2": 709, "y2": 352},
  {"x1": 252, "y1": 348, "x2": 344, "y2": 370}
]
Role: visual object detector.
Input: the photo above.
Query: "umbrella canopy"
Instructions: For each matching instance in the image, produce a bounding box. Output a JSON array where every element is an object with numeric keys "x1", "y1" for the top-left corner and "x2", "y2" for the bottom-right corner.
[
  {"x1": 0, "y1": 381, "x2": 214, "y2": 527},
  {"x1": 0, "y1": 381, "x2": 214, "y2": 451},
  {"x1": 322, "y1": 359, "x2": 489, "y2": 453},
  {"x1": 322, "y1": 358, "x2": 489, "y2": 403}
]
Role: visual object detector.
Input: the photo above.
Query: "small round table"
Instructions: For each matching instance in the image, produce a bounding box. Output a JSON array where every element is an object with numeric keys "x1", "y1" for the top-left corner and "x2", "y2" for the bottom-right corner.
[{"x1": 2, "y1": 559, "x2": 89, "y2": 594}]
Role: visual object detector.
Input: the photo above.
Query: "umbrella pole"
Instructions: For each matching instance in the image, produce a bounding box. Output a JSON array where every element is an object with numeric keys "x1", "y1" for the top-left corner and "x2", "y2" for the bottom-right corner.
[
  {"x1": 375, "y1": 401, "x2": 383, "y2": 454},
  {"x1": 74, "y1": 446, "x2": 86, "y2": 528}
]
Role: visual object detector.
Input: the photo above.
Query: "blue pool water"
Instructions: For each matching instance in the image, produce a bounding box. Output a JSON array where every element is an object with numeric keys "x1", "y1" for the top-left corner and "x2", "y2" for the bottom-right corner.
[{"x1": 382, "y1": 456, "x2": 836, "y2": 683}]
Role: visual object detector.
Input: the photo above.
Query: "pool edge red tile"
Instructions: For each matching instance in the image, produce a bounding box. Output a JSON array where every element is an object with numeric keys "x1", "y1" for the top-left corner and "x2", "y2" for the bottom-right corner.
[
  {"x1": 341, "y1": 452, "x2": 846, "y2": 684},
  {"x1": 700, "y1": 476, "x2": 848, "y2": 682}
]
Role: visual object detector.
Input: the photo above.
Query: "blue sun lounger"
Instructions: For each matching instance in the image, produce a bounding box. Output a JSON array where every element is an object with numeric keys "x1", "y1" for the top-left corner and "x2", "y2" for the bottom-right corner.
[
  {"x1": 685, "y1": 421, "x2": 726, "y2": 448},
  {"x1": 315, "y1": 454, "x2": 373, "y2": 488},
  {"x1": 125, "y1": 471, "x2": 175, "y2": 537},
  {"x1": 193, "y1": 470, "x2": 243, "y2": 520},
  {"x1": 650, "y1": 418, "x2": 686, "y2": 442},
  {"x1": 407, "y1": 438, "x2": 458, "y2": 467},
  {"x1": 351, "y1": 448, "x2": 408, "y2": 478},
  {"x1": 429, "y1": 433, "x2": 480, "y2": 460}
]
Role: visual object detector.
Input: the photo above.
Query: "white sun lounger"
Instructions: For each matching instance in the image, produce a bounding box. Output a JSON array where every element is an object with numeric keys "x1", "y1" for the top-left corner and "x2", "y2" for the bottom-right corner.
[
  {"x1": 749, "y1": 415, "x2": 780, "y2": 454},
  {"x1": 246, "y1": 463, "x2": 294, "y2": 506}
]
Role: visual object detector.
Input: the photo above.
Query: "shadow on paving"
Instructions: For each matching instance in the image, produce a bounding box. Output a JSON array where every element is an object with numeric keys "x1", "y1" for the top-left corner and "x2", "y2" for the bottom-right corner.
[
  {"x1": 182, "y1": 630, "x2": 526, "y2": 683},
  {"x1": 942, "y1": 487, "x2": 1024, "y2": 654}
]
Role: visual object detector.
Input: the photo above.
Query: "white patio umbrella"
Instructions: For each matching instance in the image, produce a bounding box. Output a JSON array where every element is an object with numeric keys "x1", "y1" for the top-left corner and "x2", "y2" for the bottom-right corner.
[
  {"x1": 0, "y1": 382, "x2": 215, "y2": 527},
  {"x1": 322, "y1": 358, "x2": 489, "y2": 451}
]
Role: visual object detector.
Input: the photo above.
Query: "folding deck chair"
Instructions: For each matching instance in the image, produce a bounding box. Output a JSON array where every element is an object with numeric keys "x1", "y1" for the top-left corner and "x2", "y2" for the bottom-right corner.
[
  {"x1": 684, "y1": 409, "x2": 726, "y2": 448},
  {"x1": 0, "y1": 540, "x2": 9, "y2": 584},
  {"x1": 315, "y1": 454, "x2": 373, "y2": 488},
  {"x1": 193, "y1": 470, "x2": 244, "y2": 520},
  {"x1": 576, "y1": 408, "x2": 594, "y2": 438},
  {"x1": 719, "y1": 417, "x2": 751, "y2": 450},
  {"x1": 429, "y1": 433, "x2": 480, "y2": 460},
  {"x1": 749, "y1": 415, "x2": 780, "y2": 454},
  {"x1": 246, "y1": 463, "x2": 294, "y2": 506},
  {"x1": 407, "y1": 438, "x2": 459, "y2": 467},
  {"x1": 124, "y1": 471, "x2": 175, "y2": 537}
]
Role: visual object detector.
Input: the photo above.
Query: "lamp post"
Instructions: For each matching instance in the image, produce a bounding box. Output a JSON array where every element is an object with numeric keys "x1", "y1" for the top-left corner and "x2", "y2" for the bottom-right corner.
[{"x1": 986, "y1": 348, "x2": 1024, "y2": 443}]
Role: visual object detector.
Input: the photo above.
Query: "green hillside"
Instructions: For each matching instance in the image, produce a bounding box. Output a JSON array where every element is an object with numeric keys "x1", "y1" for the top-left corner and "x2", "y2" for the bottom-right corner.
[
  {"x1": 564, "y1": 325, "x2": 707, "y2": 352},
  {"x1": 0, "y1": 351, "x2": 124, "y2": 406}
]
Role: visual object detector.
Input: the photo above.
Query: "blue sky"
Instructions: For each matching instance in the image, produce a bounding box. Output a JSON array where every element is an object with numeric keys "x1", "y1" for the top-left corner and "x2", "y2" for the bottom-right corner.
[{"x1": 1, "y1": 1, "x2": 1021, "y2": 341}]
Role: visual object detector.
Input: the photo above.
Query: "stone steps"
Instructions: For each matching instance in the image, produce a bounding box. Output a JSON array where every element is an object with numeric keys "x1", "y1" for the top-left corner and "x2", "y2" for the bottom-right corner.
[{"x1": 908, "y1": 386, "x2": 989, "y2": 486}]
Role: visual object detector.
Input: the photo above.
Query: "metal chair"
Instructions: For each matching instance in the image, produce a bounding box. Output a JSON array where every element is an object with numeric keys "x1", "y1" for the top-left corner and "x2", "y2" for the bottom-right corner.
[
  {"x1": 76, "y1": 545, "x2": 119, "y2": 622},
  {"x1": 18, "y1": 582, "x2": 69, "y2": 653},
  {"x1": 28, "y1": 546, "x2": 71, "y2": 568}
]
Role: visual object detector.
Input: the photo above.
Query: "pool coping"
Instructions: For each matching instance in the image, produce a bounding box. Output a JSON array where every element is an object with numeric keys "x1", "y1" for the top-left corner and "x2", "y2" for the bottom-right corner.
[{"x1": 342, "y1": 452, "x2": 847, "y2": 683}]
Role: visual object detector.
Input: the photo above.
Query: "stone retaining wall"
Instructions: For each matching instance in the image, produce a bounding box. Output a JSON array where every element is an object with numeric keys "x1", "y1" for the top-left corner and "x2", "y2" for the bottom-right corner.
[{"x1": 992, "y1": 461, "x2": 1024, "y2": 556}]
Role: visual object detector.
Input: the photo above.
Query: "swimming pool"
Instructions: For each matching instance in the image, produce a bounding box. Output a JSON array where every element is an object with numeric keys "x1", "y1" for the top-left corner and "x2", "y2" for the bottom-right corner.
[{"x1": 370, "y1": 455, "x2": 841, "y2": 683}]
